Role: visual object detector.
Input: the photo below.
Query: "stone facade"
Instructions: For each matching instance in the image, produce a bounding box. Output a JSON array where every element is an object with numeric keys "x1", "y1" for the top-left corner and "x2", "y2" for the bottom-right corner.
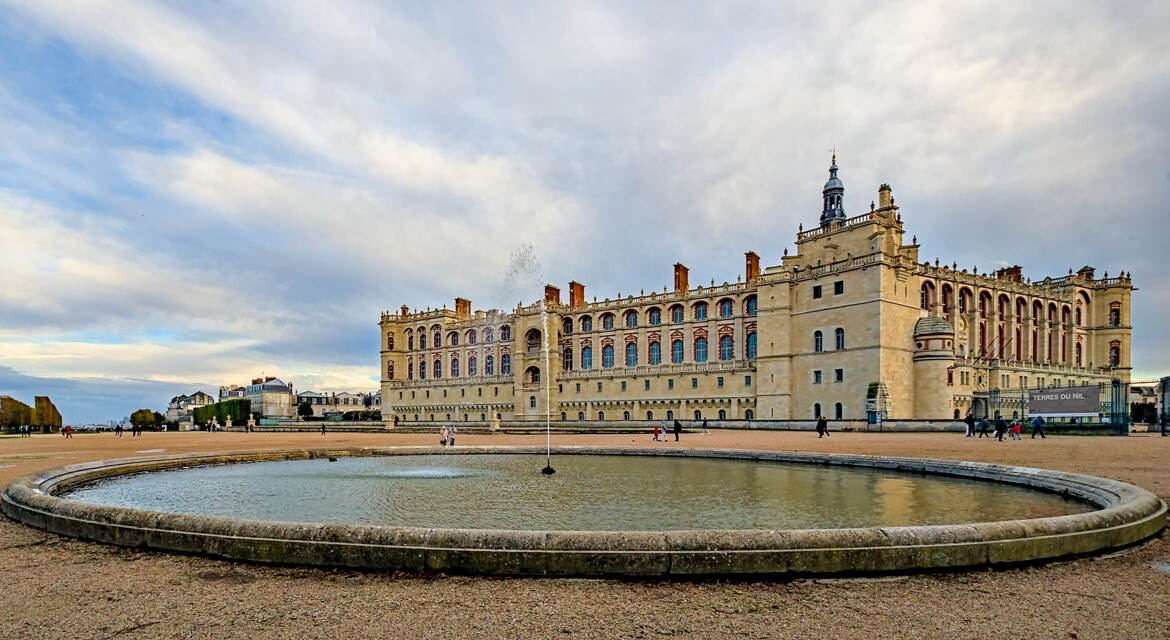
[{"x1": 379, "y1": 159, "x2": 1134, "y2": 424}]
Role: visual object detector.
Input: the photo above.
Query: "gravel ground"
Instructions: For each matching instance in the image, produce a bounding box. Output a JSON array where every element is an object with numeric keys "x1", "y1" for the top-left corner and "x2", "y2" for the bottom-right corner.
[{"x1": 1, "y1": 430, "x2": 1167, "y2": 639}]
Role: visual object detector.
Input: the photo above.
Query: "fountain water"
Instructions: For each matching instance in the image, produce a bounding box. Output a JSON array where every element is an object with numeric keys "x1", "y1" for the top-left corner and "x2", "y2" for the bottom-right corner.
[{"x1": 540, "y1": 300, "x2": 555, "y2": 474}]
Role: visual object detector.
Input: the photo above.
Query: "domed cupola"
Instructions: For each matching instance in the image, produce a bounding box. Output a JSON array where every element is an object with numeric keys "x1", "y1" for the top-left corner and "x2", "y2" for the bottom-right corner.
[{"x1": 820, "y1": 153, "x2": 845, "y2": 226}]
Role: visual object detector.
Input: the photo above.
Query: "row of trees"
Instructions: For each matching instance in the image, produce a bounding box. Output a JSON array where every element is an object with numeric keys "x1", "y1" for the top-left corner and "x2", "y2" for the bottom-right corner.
[
  {"x1": 129, "y1": 409, "x2": 167, "y2": 430},
  {"x1": 192, "y1": 399, "x2": 253, "y2": 426}
]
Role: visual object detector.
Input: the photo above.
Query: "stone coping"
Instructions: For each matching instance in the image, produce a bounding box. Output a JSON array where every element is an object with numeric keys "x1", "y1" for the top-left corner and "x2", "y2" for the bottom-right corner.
[{"x1": 2, "y1": 447, "x2": 1165, "y2": 577}]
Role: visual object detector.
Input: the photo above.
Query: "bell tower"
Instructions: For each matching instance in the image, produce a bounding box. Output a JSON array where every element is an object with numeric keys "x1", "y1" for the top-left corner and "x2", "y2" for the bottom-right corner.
[{"x1": 820, "y1": 153, "x2": 845, "y2": 225}]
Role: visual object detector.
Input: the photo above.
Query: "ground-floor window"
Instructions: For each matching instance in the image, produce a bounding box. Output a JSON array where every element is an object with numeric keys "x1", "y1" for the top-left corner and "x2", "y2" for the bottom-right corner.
[
  {"x1": 744, "y1": 409, "x2": 754, "y2": 420},
  {"x1": 693, "y1": 410, "x2": 701, "y2": 420},
  {"x1": 718, "y1": 409, "x2": 726, "y2": 420}
]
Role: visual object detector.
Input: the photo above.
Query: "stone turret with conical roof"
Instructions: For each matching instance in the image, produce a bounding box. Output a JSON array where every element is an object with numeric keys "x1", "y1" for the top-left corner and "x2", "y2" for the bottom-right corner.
[{"x1": 820, "y1": 153, "x2": 845, "y2": 226}]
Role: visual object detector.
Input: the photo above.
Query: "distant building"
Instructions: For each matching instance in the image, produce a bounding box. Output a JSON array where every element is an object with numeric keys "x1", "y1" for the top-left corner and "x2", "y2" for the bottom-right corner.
[
  {"x1": 165, "y1": 391, "x2": 215, "y2": 423},
  {"x1": 223, "y1": 376, "x2": 295, "y2": 418},
  {"x1": 296, "y1": 390, "x2": 381, "y2": 418}
]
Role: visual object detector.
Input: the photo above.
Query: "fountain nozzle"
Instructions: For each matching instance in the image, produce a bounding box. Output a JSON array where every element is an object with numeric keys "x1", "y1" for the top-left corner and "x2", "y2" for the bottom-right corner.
[{"x1": 541, "y1": 465, "x2": 556, "y2": 475}]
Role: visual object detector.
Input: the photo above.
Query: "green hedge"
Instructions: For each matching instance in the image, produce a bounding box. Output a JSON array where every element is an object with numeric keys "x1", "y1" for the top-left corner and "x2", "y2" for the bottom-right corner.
[{"x1": 192, "y1": 399, "x2": 252, "y2": 425}]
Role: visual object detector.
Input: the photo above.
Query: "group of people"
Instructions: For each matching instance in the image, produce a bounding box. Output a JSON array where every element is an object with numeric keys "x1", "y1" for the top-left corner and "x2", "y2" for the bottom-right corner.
[
  {"x1": 13, "y1": 425, "x2": 35, "y2": 437},
  {"x1": 964, "y1": 414, "x2": 1047, "y2": 440},
  {"x1": 653, "y1": 418, "x2": 710, "y2": 442},
  {"x1": 439, "y1": 425, "x2": 458, "y2": 447}
]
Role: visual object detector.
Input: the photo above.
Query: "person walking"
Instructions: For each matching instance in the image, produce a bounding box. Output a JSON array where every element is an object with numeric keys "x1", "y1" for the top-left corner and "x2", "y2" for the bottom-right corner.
[
  {"x1": 1031, "y1": 415, "x2": 1046, "y2": 439},
  {"x1": 115, "y1": 423, "x2": 123, "y2": 438},
  {"x1": 701, "y1": 418, "x2": 709, "y2": 435},
  {"x1": 964, "y1": 413, "x2": 975, "y2": 437},
  {"x1": 673, "y1": 419, "x2": 681, "y2": 442},
  {"x1": 320, "y1": 422, "x2": 326, "y2": 436},
  {"x1": 652, "y1": 423, "x2": 661, "y2": 442},
  {"x1": 977, "y1": 418, "x2": 990, "y2": 438},
  {"x1": 816, "y1": 416, "x2": 829, "y2": 438},
  {"x1": 448, "y1": 425, "x2": 457, "y2": 446},
  {"x1": 994, "y1": 416, "x2": 1007, "y2": 441},
  {"x1": 1010, "y1": 420, "x2": 1022, "y2": 440},
  {"x1": 440, "y1": 425, "x2": 448, "y2": 447},
  {"x1": 64, "y1": 425, "x2": 72, "y2": 439}
]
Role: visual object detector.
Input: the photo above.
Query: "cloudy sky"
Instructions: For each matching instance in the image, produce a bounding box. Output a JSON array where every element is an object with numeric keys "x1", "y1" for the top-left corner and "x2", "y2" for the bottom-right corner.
[{"x1": 1, "y1": 1, "x2": 1167, "y2": 423}]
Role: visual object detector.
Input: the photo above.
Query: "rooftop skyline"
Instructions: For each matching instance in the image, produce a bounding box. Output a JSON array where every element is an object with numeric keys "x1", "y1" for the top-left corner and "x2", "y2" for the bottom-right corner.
[{"x1": 1, "y1": 1, "x2": 1167, "y2": 422}]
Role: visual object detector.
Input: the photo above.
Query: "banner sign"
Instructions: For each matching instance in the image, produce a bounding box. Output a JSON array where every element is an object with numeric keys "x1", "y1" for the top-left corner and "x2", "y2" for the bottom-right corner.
[{"x1": 1028, "y1": 385, "x2": 1100, "y2": 417}]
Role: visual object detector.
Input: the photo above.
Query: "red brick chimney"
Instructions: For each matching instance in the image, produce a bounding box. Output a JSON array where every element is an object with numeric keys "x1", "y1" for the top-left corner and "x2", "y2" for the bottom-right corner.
[
  {"x1": 568, "y1": 281, "x2": 585, "y2": 307},
  {"x1": 994, "y1": 266, "x2": 1023, "y2": 283},
  {"x1": 745, "y1": 251, "x2": 760, "y2": 281},
  {"x1": 544, "y1": 285, "x2": 561, "y2": 306},
  {"x1": 673, "y1": 263, "x2": 689, "y2": 293},
  {"x1": 455, "y1": 297, "x2": 471, "y2": 316}
]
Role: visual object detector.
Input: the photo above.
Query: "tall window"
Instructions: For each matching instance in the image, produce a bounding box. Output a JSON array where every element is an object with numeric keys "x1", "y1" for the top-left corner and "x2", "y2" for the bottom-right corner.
[
  {"x1": 1109, "y1": 342, "x2": 1120, "y2": 366},
  {"x1": 835, "y1": 327, "x2": 845, "y2": 350},
  {"x1": 719, "y1": 335, "x2": 733, "y2": 360},
  {"x1": 694, "y1": 337, "x2": 708, "y2": 362},
  {"x1": 387, "y1": 362, "x2": 394, "y2": 379},
  {"x1": 582, "y1": 346, "x2": 593, "y2": 369},
  {"x1": 745, "y1": 296, "x2": 757, "y2": 316},
  {"x1": 718, "y1": 299, "x2": 733, "y2": 318},
  {"x1": 501, "y1": 354, "x2": 511, "y2": 375},
  {"x1": 418, "y1": 362, "x2": 426, "y2": 380},
  {"x1": 484, "y1": 328, "x2": 494, "y2": 343},
  {"x1": 468, "y1": 331, "x2": 477, "y2": 345},
  {"x1": 834, "y1": 403, "x2": 843, "y2": 419},
  {"x1": 408, "y1": 362, "x2": 413, "y2": 380},
  {"x1": 920, "y1": 283, "x2": 932, "y2": 310},
  {"x1": 563, "y1": 318, "x2": 573, "y2": 334},
  {"x1": 451, "y1": 358, "x2": 459, "y2": 377},
  {"x1": 625, "y1": 343, "x2": 637, "y2": 366},
  {"x1": 449, "y1": 333, "x2": 459, "y2": 347},
  {"x1": 670, "y1": 305, "x2": 683, "y2": 323},
  {"x1": 419, "y1": 334, "x2": 427, "y2": 349},
  {"x1": 693, "y1": 302, "x2": 708, "y2": 320},
  {"x1": 648, "y1": 308, "x2": 661, "y2": 325},
  {"x1": 485, "y1": 355, "x2": 494, "y2": 375},
  {"x1": 814, "y1": 330, "x2": 823, "y2": 353},
  {"x1": 563, "y1": 348, "x2": 573, "y2": 370},
  {"x1": 624, "y1": 311, "x2": 637, "y2": 328},
  {"x1": 580, "y1": 316, "x2": 592, "y2": 332},
  {"x1": 468, "y1": 356, "x2": 477, "y2": 376},
  {"x1": 530, "y1": 396, "x2": 536, "y2": 409},
  {"x1": 1075, "y1": 343, "x2": 1082, "y2": 366},
  {"x1": 814, "y1": 403, "x2": 822, "y2": 418},
  {"x1": 671, "y1": 340, "x2": 683, "y2": 364},
  {"x1": 649, "y1": 341, "x2": 661, "y2": 365},
  {"x1": 408, "y1": 335, "x2": 414, "y2": 350},
  {"x1": 602, "y1": 314, "x2": 614, "y2": 330},
  {"x1": 501, "y1": 326, "x2": 511, "y2": 341},
  {"x1": 602, "y1": 345, "x2": 614, "y2": 368},
  {"x1": 387, "y1": 333, "x2": 394, "y2": 349},
  {"x1": 433, "y1": 332, "x2": 441, "y2": 348},
  {"x1": 746, "y1": 332, "x2": 757, "y2": 359},
  {"x1": 1109, "y1": 304, "x2": 1120, "y2": 326},
  {"x1": 433, "y1": 360, "x2": 441, "y2": 378}
]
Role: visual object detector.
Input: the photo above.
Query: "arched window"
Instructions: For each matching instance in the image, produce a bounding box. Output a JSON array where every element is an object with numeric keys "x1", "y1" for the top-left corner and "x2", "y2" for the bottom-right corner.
[
  {"x1": 745, "y1": 296, "x2": 757, "y2": 316},
  {"x1": 941, "y1": 285, "x2": 952, "y2": 314},
  {"x1": 598, "y1": 410, "x2": 604, "y2": 421},
  {"x1": 1109, "y1": 303, "x2": 1120, "y2": 326},
  {"x1": 670, "y1": 305, "x2": 684, "y2": 323},
  {"x1": 625, "y1": 342, "x2": 637, "y2": 366},
  {"x1": 577, "y1": 412, "x2": 584, "y2": 421},
  {"x1": 835, "y1": 327, "x2": 845, "y2": 350},
  {"x1": 419, "y1": 334, "x2": 427, "y2": 349},
  {"x1": 408, "y1": 335, "x2": 414, "y2": 350},
  {"x1": 524, "y1": 366, "x2": 540, "y2": 384},
  {"x1": 745, "y1": 409, "x2": 754, "y2": 420},
  {"x1": 559, "y1": 412, "x2": 565, "y2": 421},
  {"x1": 581, "y1": 346, "x2": 593, "y2": 369},
  {"x1": 433, "y1": 332, "x2": 442, "y2": 348},
  {"x1": 671, "y1": 340, "x2": 683, "y2": 364},
  {"x1": 649, "y1": 341, "x2": 661, "y2": 365},
  {"x1": 746, "y1": 332, "x2": 757, "y2": 359},
  {"x1": 450, "y1": 358, "x2": 459, "y2": 377},
  {"x1": 693, "y1": 302, "x2": 708, "y2": 320},
  {"x1": 563, "y1": 318, "x2": 573, "y2": 334},
  {"x1": 449, "y1": 332, "x2": 459, "y2": 347},
  {"x1": 1109, "y1": 342, "x2": 1120, "y2": 367},
  {"x1": 387, "y1": 362, "x2": 394, "y2": 379},
  {"x1": 500, "y1": 326, "x2": 511, "y2": 341},
  {"x1": 920, "y1": 283, "x2": 933, "y2": 310},
  {"x1": 484, "y1": 328, "x2": 494, "y2": 343},
  {"x1": 718, "y1": 299, "x2": 733, "y2": 318},
  {"x1": 418, "y1": 362, "x2": 426, "y2": 380},
  {"x1": 433, "y1": 360, "x2": 441, "y2": 379},
  {"x1": 501, "y1": 354, "x2": 511, "y2": 375},
  {"x1": 694, "y1": 337, "x2": 708, "y2": 362},
  {"x1": 623, "y1": 411, "x2": 630, "y2": 421},
  {"x1": 580, "y1": 316, "x2": 592, "y2": 332},
  {"x1": 485, "y1": 355, "x2": 494, "y2": 375},
  {"x1": 602, "y1": 344, "x2": 614, "y2": 368},
  {"x1": 624, "y1": 311, "x2": 637, "y2": 328},
  {"x1": 468, "y1": 356, "x2": 477, "y2": 376},
  {"x1": 648, "y1": 308, "x2": 661, "y2": 326},
  {"x1": 602, "y1": 314, "x2": 615, "y2": 330},
  {"x1": 467, "y1": 330, "x2": 477, "y2": 345},
  {"x1": 563, "y1": 348, "x2": 573, "y2": 370},
  {"x1": 959, "y1": 289, "x2": 972, "y2": 314},
  {"x1": 719, "y1": 335, "x2": 733, "y2": 360},
  {"x1": 387, "y1": 333, "x2": 394, "y2": 349},
  {"x1": 814, "y1": 403, "x2": 822, "y2": 418},
  {"x1": 526, "y1": 329, "x2": 541, "y2": 353},
  {"x1": 693, "y1": 410, "x2": 702, "y2": 420},
  {"x1": 530, "y1": 396, "x2": 536, "y2": 409},
  {"x1": 834, "y1": 403, "x2": 843, "y2": 419},
  {"x1": 666, "y1": 410, "x2": 674, "y2": 420},
  {"x1": 718, "y1": 409, "x2": 726, "y2": 420},
  {"x1": 1075, "y1": 305, "x2": 1082, "y2": 326},
  {"x1": 646, "y1": 411, "x2": 653, "y2": 420},
  {"x1": 814, "y1": 331, "x2": 823, "y2": 353},
  {"x1": 408, "y1": 362, "x2": 414, "y2": 380},
  {"x1": 1075, "y1": 342, "x2": 1082, "y2": 366}
]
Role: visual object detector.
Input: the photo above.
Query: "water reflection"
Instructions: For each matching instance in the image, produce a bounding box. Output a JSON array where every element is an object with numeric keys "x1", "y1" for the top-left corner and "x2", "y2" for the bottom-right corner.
[{"x1": 63, "y1": 454, "x2": 1090, "y2": 531}]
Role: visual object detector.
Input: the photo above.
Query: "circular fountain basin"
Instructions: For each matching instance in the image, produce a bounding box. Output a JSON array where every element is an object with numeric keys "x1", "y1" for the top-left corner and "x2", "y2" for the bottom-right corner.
[{"x1": 2, "y1": 447, "x2": 1165, "y2": 577}]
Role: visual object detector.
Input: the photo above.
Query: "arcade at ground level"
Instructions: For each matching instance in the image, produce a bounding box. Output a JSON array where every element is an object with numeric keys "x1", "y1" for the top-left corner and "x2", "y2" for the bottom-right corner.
[{"x1": 1, "y1": 430, "x2": 1167, "y2": 638}]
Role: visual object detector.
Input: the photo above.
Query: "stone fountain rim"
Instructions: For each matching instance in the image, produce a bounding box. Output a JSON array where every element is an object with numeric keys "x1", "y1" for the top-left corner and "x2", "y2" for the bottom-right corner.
[{"x1": 2, "y1": 446, "x2": 1165, "y2": 577}]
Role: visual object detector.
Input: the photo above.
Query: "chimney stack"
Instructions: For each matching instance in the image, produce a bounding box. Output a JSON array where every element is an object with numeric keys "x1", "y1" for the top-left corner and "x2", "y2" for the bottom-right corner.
[
  {"x1": 568, "y1": 281, "x2": 585, "y2": 307},
  {"x1": 400, "y1": 305, "x2": 409, "y2": 317},
  {"x1": 673, "y1": 263, "x2": 689, "y2": 293},
  {"x1": 745, "y1": 251, "x2": 760, "y2": 281},
  {"x1": 544, "y1": 285, "x2": 561, "y2": 306},
  {"x1": 455, "y1": 297, "x2": 471, "y2": 316},
  {"x1": 878, "y1": 184, "x2": 892, "y2": 209}
]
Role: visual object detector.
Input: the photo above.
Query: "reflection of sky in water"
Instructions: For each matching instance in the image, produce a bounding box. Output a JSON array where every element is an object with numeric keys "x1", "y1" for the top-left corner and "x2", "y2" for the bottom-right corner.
[{"x1": 63, "y1": 455, "x2": 1092, "y2": 531}]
